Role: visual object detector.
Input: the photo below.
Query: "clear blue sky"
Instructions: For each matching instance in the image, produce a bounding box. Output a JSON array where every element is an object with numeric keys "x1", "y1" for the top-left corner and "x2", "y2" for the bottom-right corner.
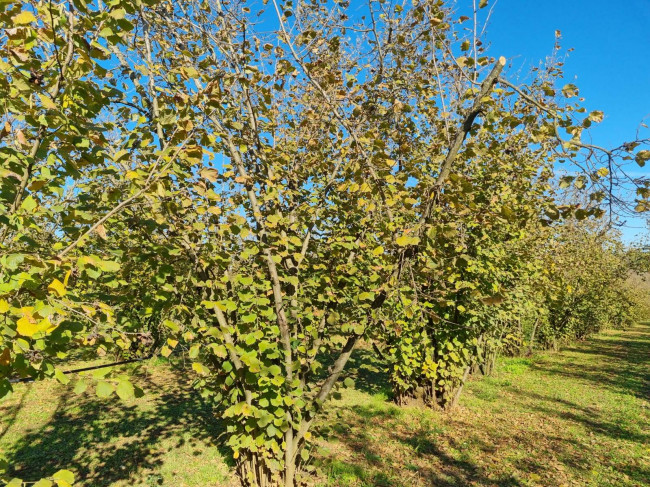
[{"x1": 476, "y1": 0, "x2": 650, "y2": 243}]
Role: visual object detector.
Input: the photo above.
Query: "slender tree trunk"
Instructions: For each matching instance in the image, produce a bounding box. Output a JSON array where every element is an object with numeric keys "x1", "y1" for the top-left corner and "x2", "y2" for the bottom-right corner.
[
  {"x1": 527, "y1": 318, "x2": 540, "y2": 356},
  {"x1": 284, "y1": 450, "x2": 296, "y2": 487},
  {"x1": 448, "y1": 364, "x2": 471, "y2": 410}
]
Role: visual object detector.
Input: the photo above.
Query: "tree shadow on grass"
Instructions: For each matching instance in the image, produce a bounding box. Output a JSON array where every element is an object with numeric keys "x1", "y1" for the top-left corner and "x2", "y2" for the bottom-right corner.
[
  {"x1": 2, "y1": 366, "x2": 232, "y2": 486},
  {"x1": 532, "y1": 324, "x2": 650, "y2": 400},
  {"x1": 491, "y1": 387, "x2": 649, "y2": 484},
  {"x1": 346, "y1": 346, "x2": 393, "y2": 398},
  {"x1": 322, "y1": 397, "x2": 646, "y2": 487},
  {"x1": 314, "y1": 343, "x2": 392, "y2": 400},
  {"x1": 0, "y1": 383, "x2": 31, "y2": 444},
  {"x1": 511, "y1": 389, "x2": 648, "y2": 444},
  {"x1": 315, "y1": 404, "x2": 523, "y2": 487}
]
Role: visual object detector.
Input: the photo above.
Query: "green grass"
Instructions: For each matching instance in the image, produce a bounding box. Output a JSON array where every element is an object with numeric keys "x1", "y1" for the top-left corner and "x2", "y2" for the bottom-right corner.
[{"x1": 1, "y1": 324, "x2": 649, "y2": 486}]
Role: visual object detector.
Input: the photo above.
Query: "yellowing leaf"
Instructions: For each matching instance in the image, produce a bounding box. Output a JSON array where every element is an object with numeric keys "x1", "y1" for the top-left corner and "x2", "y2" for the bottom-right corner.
[
  {"x1": 588, "y1": 110, "x2": 604, "y2": 123},
  {"x1": 48, "y1": 279, "x2": 66, "y2": 297},
  {"x1": 395, "y1": 235, "x2": 410, "y2": 246},
  {"x1": 200, "y1": 167, "x2": 219, "y2": 182},
  {"x1": 0, "y1": 299, "x2": 9, "y2": 313},
  {"x1": 395, "y1": 234, "x2": 419, "y2": 247},
  {"x1": 37, "y1": 317, "x2": 57, "y2": 333},
  {"x1": 63, "y1": 269, "x2": 72, "y2": 287},
  {"x1": 13, "y1": 10, "x2": 37, "y2": 25},
  {"x1": 192, "y1": 362, "x2": 209, "y2": 375},
  {"x1": 95, "y1": 224, "x2": 108, "y2": 240},
  {"x1": 28, "y1": 180, "x2": 48, "y2": 191},
  {"x1": 16, "y1": 316, "x2": 38, "y2": 337},
  {"x1": 372, "y1": 246, "x2": 384, "y2": 256},
  {"x1": 16, "y1": 129, "x2": 28, "y2": 146},
  {"x1": 0, "y1": 348, "x2": 11, "y2": 366}
]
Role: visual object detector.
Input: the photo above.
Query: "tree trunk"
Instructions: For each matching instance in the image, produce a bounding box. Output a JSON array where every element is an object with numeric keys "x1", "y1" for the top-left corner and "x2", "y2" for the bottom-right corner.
[
  {"x1": 527, "y1": 318, "x2": 539, "y2": 356},
  {"x1": 448, "y1": 364, "x2": 471, "y2": 410},
  {"x1": 236, "y1": 449, "x2": 301, "y2": 487},
  {"x1": 236, "y1": 452, "x2": 276, "y2": 487}
]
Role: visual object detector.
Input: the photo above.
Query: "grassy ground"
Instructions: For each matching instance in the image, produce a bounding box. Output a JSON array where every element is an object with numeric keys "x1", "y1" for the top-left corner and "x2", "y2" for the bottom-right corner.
[{"x1": 1, "y1": 324, "x2": 648, "y2": 487}]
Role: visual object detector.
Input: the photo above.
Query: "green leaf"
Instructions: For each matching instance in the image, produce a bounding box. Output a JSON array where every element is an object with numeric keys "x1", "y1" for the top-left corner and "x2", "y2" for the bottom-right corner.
[
  {"x1": 96, "y1": 380, "x2": 114, "y2": 398},
  {"x1": 54, "y1": 369, "x2": 70, "y2": 385},
  {"x1": 300, "y1": 448, "x2": 309, "y2": 462},
  {"x1": 52, "y1": 469, "x2": 75, "y2": 487},
  {"x1": 38, "y1": 93, "x2": 58, "y2": 110},
  {"x1": 21, "y1": 195, "x2": 38, "y2": 212},
  {"x1": 98, "y1": 260, "x2": 120, "y2": 272},
  {"x1": 163, "y1": 319, "x2": 180, "y2": 332},
  {"x1": 116, "y1": 380, "x2": 135, "y2": 401},
  {"x1": 99, "y1": 26, "x2": 114, "y2": 38},
  {"x1": 238, "y1": 276, "x2": 254, "y2": 286},
  {"x1": 5, "y1": 254, "x2": 24, "y2": 270},
  {"x1": 266, "y1": 424, "x2": 279, "y2": 438},
  {"x1": 73, "y1": 379, "x2": 88, "y2": 395}
]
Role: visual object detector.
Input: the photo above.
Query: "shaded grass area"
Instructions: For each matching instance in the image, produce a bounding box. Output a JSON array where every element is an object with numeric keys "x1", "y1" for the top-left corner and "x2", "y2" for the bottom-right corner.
[
  {"x1": 1, "y1": 324, "x2": 648, "y2": 486},
  {"x1": 0, "y1": 363, "x2": 237, "y2": 487}
]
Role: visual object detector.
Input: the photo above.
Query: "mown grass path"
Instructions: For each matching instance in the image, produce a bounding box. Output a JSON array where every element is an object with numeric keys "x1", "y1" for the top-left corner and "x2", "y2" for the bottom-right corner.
[{"x1": 1, "y1": 324, "x2": 648, "y2": 486}]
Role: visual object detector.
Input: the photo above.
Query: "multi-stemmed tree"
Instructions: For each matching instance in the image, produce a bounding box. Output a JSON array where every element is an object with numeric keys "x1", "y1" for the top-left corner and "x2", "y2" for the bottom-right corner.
[{"x1": 2, "y1": 1, "x2": 649, "y2": 486}]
